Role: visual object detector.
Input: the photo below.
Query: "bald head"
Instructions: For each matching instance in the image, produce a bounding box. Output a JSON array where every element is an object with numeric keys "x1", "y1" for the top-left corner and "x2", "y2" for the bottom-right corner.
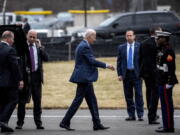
[
  {"x1": 1, "y1": 31, "x2": 14, "y2": 45},
  {"x1": 28, "y1": 30, "x2": 37, "y2": 36},
  {"x1": 27, "y1": 30, "x2": 38, "y2": 44},
  {"x1": 84, "y1": 29, "x2": 96, "y2": 44},
  {"x1": 1, "y1": 31, "x2": 14, "y2": 40}
]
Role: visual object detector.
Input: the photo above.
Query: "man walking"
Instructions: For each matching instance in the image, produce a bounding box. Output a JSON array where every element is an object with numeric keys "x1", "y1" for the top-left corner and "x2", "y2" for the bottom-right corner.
[
  {"x1": 60, "y1": 29, "x2": 115, "y2": 131},
  {"x1": 117, "y1": 30, "x2": 144, "y2": 121},
  {"x1": 0, "y1": 31, "x2": 23, "y2": 133}
]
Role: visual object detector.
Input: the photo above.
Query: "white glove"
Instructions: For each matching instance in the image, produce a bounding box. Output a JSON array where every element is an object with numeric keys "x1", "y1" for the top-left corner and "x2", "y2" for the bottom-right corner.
[{"x1": 165, "y1": 84, "x2": 173, "y2": 89}]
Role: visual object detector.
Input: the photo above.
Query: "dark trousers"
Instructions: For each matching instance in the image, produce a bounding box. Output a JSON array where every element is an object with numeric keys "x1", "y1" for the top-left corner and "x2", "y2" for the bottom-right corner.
[
  {"x1": 17, "y1": 71, "x2": 42, "y2": 126},
  {"x1": 159, "y1": 85, "x2": 174, "y2": 129},
  {"x1": 144, "y1": 76, "x2": 159, "y2": 122},
  {"x1": 123, "y1": 70, "x2": 144, "y2": 118},
  {"x1": 61, "y1": 83, "x2": 101, "y2": 126},
  {"x1": 0, "y1": 87, "x2": 18, "y2": 124}
]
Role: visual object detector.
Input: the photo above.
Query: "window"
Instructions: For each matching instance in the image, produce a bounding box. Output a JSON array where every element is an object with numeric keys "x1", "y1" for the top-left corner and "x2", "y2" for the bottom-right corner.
[
  {"x1": 135, "y1": 14, "x2": 153, "y2": 24},
  {"x1": 115, "y1": 15, "x2": 133, "y2": 26},
  {"x1": 151, "y1": 13, "x2": 179, "y2": 23}
]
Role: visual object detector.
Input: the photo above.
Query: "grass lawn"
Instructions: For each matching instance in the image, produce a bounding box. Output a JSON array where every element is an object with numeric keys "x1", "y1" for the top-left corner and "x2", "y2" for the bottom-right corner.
[{"x1": 26, "y1": 55, "x2": 180, "y2": 109}]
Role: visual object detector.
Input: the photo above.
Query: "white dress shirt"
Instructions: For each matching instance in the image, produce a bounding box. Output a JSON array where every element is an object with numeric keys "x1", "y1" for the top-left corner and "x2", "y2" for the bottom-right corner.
[{"x1": 1, "y1": 41, "x2": 10, "y2": 46}]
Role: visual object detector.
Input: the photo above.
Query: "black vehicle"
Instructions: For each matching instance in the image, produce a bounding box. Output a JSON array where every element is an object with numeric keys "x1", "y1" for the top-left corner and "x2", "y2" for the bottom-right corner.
[
  {"x1": 0, "y1": 25, "x2": 29, "y2": 56},
  {"x1": 72, "y1": 11, "x2": 180, "y2": 46}
]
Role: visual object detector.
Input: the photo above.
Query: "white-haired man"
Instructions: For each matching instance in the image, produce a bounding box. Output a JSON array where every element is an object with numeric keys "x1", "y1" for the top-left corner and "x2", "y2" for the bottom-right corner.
[{"x1": 60, "y1": 29, "x2": 115, "y2": 131}]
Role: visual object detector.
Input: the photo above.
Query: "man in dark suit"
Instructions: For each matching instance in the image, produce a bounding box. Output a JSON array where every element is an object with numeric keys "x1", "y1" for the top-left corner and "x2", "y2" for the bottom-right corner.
[
  {"x1": 117, "y1": 30, "x2": 144, "y2": 121},
  {"x1": 0, "y1": 31, "x2": 24, "y2": 133},
  {"x1": 22, "y1": 18, "x2": 31, "y2": 35},
  {"x1": 16, "y1": 30, "x2": 48, "y2": 130},
  {"x1": 139, "y1": 27, "x2": 162, "y2": 124},
  {"x1": 60, "y1": 29, "x2": 115, "y2": 131}
]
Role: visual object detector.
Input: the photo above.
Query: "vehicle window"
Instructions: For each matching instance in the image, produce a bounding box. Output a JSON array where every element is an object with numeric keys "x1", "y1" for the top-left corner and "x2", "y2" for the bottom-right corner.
[
  {"x1": 8, "y1": 16, "x2": 13, "y2": 22},
  {"x1": 100, "y1": 15, "x2": 119, "y2": 27},
  {"x1": 16, "y1": 15, "x2": 22, "y2": 22},
  {"x1": 151, "y1": 13, "x2": 179, "y2": 22},
  {"x1": 115, "y1": 15, "x2": 132, "y2": 26},
  {"x1": 135, "y1": 14, "x2": 153, "y2": 24}
]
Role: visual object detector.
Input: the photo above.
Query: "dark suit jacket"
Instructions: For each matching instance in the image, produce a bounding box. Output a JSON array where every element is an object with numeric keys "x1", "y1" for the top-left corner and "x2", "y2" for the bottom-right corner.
[
  {"x1": 117, "y1": 42, "x2": 141, "y2": 79},
  {"x1": 0, "y1": 42, "x2": 22, "y2": 87},
  {"x1": 139, "y1": 37, "x2": 157, "y2": 78},
  {"x1": 32, "y1": 45, "x2": 48, "y2": 84},
  {"x1": 70, "y1": 40, "x2": 106, "y2": 83},
  {"x1": 23, "y1": 22, "x2": 31, "y2": 35}
]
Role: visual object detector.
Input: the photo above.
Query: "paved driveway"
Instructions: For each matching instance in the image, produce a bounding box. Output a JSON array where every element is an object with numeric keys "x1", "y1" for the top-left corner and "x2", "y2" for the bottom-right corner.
[{"x1": 6, "y1": 109, "x2": 180, "y2": 135}]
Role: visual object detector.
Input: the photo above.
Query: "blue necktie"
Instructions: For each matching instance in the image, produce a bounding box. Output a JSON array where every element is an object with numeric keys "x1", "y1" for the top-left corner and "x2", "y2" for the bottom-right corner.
[{"x1": 128, "y1": 45, "x2": 133, "y2": 69}]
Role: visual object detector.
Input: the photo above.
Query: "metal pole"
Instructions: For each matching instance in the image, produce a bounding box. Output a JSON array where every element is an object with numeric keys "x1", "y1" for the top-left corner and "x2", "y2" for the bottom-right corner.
[
  {"x1": 68, "y1": 42, "x2": 71, "y2": 61},
  {"x1": 84, "y1": 0, "x2": 87, "y2": 27},
  {"x1": 2, "y1": 0, "x2": 7, "y2": 25},
  {"x1": 140, "y1": 0, "x2": 144, "y2": 11},
  {"x1": 152, "y1": 0, "x2": 157, "y2": 10}
]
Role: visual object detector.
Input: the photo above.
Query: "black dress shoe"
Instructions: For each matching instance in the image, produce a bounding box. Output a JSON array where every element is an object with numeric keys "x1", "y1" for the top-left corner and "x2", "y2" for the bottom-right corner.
[
  {"x1": 93, "y1": 124, "x2": 110, "y2": 131},
  {"x1": 138, "y1": 117, "x2": 144, "y2": 121},
  {"x1": 155, "y1": 115, "x2": 160, "y2": 120},
  {"x1": 155, "y1": 128, "x2": 174, "y2": 133},
  {"x1": 125, "y1": 117, "x2": 136, "y2": 121},
  {"x1": 37, "y1": 125, "x2": 44, "y2": 129},
  {"x1": 60, "y1": 123, "x2": 75, "y2": 131},
  {"x1": 149, "y1": 120, "x2": 160, "y2": 125},
  {"x1": 16, "y1": 125, "x2": 23, "y2": 129},
  {"x1": 158, "y1": 126, "x2": 163, "y2": 129},
  {"x1": 1, "y1": 124, "x2": 14, "y2": 133}
]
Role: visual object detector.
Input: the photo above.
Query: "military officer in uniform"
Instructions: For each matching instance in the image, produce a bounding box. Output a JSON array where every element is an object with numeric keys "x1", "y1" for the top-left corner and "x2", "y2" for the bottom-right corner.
[{"x1": 155, "y1": 31, "x2": 178, "y2": 133}]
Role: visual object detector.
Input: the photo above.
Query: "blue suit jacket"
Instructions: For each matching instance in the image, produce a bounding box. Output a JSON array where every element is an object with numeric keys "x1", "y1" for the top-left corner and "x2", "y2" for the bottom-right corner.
[
  {"x1": 70, "y1": 40, "x2": 106, "y2": 83},
  {"x1": 117, "y1": 42, "x2": 141, "y2": 79}
]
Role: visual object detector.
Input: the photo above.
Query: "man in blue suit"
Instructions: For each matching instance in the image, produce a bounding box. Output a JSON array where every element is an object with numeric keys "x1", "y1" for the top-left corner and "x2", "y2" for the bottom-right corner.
[
  {"x1": 60, "y1": 29, "x2": 115, "y2": 131},
  {"x1": 117, "y1": 30, "x2": 144, "y2": 121}
]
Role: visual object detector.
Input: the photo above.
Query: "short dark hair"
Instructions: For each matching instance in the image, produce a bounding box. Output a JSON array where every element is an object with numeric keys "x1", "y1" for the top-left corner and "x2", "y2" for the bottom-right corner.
[
  {"x1": 149, "y1": 26, "x2": 162, "y2": 35},
  {"x1": 126, "y1": 30, "x2": 135, "y2": 35},
  {"x1": 23, "y1": 18, "x2": 28, "y2": 22}
]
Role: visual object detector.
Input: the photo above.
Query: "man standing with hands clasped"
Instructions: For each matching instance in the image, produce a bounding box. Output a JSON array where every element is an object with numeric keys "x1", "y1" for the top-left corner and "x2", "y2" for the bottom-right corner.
[
  {"x1": 139, "y1": 27, "x2": 162, "y2": 125},
  {"x1": 60, "y1": 29, "x2": 115, "y2": 131},
  {"x1": 155, "y1": 31, "x2": 178, "y2": 133},
  {"x1": 117, "y1": 30, "x2": 144, "y2": 121}
]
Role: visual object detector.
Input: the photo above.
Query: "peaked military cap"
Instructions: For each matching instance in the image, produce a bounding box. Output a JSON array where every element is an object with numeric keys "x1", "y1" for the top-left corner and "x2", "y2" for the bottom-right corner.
[{"x1": 156, "y1": 31, "x2": 171, "y2": 37}]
